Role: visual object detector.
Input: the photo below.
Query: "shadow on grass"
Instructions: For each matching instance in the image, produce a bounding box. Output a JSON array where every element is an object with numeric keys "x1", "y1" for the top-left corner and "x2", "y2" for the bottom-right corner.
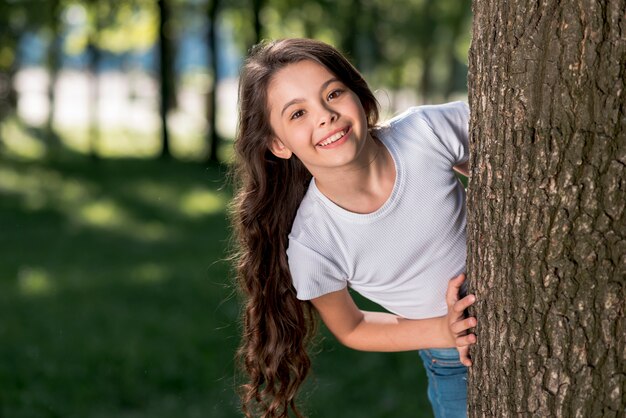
[{"x1": 0, "y1": 154, "x2": 434, "y2": 418}]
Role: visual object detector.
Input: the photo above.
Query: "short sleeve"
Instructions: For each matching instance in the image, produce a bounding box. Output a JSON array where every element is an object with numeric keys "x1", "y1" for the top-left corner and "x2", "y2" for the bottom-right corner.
[
  {"x1": 286, "y1": 239, "x2": 347, "y2": 300},
  {"x1": 418, "y1": 101, "x2": 469, "y2": 166}
]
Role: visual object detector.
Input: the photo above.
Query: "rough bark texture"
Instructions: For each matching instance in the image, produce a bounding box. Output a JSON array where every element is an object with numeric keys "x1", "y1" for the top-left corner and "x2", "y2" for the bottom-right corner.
[{"x1": 466, "y1": 0, "x2": 626, "y2": 417}]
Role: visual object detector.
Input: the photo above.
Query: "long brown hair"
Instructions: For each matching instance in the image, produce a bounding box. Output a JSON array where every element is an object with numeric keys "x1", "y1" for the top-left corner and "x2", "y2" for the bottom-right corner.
[{"x1": 230, "y1": 38, "x2": 379, "y2": 418}]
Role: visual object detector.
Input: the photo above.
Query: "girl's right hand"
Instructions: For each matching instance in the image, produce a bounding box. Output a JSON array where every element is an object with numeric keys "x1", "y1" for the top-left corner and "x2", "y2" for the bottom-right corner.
[{"x1": 445, "y1": 273, "x2": 477, "y2": 366}]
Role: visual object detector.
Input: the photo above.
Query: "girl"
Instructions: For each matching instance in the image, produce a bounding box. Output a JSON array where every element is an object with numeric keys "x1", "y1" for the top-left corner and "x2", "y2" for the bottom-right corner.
[{"x1": 230, "y1": 38, "x2": 477, "y2": 418}]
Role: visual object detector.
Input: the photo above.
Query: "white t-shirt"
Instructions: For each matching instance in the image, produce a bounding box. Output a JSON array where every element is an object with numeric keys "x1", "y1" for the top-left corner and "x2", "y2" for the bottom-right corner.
[{"x1": 286, "y1": 101, "x2": 469, "y2": 319}]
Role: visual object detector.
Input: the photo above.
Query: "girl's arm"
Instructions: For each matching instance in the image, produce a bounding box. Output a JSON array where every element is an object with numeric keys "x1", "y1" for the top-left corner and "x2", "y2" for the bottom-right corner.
[{"x1": 310, "y1": 274, "x2": 476, "y2": 357}]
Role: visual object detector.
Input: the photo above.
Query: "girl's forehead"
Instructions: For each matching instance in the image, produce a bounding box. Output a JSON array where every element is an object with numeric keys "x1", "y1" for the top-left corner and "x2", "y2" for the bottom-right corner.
[
  {"x1": 269, "y1": 62, "x2": 338, "y2": 100},
  {"x1": 272, "y1": 60, "x2": 336, "y2": 86}
]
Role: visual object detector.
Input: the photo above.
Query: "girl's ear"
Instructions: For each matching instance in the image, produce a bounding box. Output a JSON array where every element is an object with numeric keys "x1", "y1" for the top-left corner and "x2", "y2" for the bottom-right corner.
[{"x1": 269, "y1": 137, "x2": 293, "y2": 159}]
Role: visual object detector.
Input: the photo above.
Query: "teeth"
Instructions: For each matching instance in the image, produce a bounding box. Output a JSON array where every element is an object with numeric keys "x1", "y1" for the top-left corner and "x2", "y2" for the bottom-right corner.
[{"x1": 319, "y1": 130, "x2": 345, "y2": 146}]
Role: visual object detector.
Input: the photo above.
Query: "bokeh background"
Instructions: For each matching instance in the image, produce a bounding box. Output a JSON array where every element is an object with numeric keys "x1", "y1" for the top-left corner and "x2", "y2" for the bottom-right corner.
[{"x1": 0, "y1": 0, "x2": 471, "y2": 416}]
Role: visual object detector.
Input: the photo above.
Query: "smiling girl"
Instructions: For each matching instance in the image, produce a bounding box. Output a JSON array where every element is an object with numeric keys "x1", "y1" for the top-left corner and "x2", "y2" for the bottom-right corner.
[{"x1": 230, "y1": 38, "x2": 476, "y2": 418}]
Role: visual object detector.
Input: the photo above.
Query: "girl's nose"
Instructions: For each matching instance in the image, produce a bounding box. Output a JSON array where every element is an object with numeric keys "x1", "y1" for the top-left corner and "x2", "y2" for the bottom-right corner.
[{"x1": 318, "y1": 107, "x2": 338, "y2": 127}]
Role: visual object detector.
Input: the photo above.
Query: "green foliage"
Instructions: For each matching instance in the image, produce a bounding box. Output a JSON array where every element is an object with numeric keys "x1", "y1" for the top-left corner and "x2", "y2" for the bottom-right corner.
[
  {"x1": 0, "y1": 0, "x2": 45, "y2": 70},
  {"x1": 221, "y1": 0, "x2": 471, "y2": 101},
  {"x1": 63, "y1": 0, "x2": 158, "y2": 55}
]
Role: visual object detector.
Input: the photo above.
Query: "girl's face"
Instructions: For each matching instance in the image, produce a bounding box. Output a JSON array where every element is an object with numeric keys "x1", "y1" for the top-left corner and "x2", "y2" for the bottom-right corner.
[{"x1": 267, "y1": 60, "x2": 371, "y2": 177}]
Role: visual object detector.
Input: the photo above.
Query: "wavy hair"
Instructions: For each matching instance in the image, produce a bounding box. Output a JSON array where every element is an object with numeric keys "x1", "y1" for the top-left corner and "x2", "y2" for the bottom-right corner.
[{"x1": 230, "y1": 38, "x2": 379, "y2": 418}]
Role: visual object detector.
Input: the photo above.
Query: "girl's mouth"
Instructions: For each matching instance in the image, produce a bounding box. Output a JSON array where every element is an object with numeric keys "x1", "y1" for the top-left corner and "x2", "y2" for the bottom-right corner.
[{"x1": 317, "y1": 127, "x2": 351, "y2": 147}]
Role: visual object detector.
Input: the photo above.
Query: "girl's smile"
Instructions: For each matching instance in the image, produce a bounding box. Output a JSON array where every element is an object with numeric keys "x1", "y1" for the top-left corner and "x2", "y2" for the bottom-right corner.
[{"x1": 316, "y1": 126, "x2": 351, "y2": 148}]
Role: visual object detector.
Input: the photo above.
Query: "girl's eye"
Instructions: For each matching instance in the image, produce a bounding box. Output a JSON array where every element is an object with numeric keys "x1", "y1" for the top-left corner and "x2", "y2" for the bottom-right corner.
[
  {"x1": 290, "y1": 110, "x2": 305, "y2": 120},
  {"x1": 327, "y1": 89, "x2": 343, "y2": 100}
]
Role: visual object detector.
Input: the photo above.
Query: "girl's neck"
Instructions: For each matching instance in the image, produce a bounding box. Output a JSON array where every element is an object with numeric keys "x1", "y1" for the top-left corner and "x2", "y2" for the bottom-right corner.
[{"x1": 314, "y1": 134, "x2": 396, "y2": 214}]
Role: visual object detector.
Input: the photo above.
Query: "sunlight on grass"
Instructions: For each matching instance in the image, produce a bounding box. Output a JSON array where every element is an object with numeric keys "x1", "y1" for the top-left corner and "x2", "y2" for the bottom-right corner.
[
  {"x1": 1, "y1": 119, "x2": 47, "y2": 160},
  {"x1": 132, "y1": 180, "x2": 180, "y2": 208},
  {"x1": 181, "y1": 188, "x2": 225, "y2": 217},
  {"x1": 54, "y1": 126, "x2": 91, "y2": 154},
  {"x1": 60, "y1": 179, "x2": 92, "y2": 202},
  {"x1": 0, "y1": 165, "x2": 175, "y2": 241},
  {"x1": 55, "y1": 126, "x2": 163, "y2": 158},
  {"x1": 18, "y1": 266, "x2": 54, "y2": 296},
  {"x1": 169, "y1": 109, "x2": 209, "y2": 160},
  {"x1": 96, "y1": 130, "x2": 162, "y2": 158},
  {"x1": 0, "y1": 165, "x2": 65, "y2": 210},
  {"x1": 77, "y1": 199, "x2": 171, "y2": 241},
  {"x1": 2, "y1": 115, "x2": 236, "y2": 163},
  {"x1": 131, "y1": 180, "x2": 228, "y2": 217},
  {"x1": 80, "y1": 199, "x2": 126, "y2": 226},
  {"x1": 54, "y1": 124, "x2": 215, "y2": 160},
  {"x1": 219, "y1": 141, "x2": 235, "y2": 164},
  {"x1": 170, "y1": 132, "x2": 209, "y2": 161},
  {"x1": 130, "y1": 262, "x2": 169, "y2": 284}
]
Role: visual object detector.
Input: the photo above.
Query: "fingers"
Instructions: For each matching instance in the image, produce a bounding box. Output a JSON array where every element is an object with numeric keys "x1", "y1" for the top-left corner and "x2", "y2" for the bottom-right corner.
[
  {"x1": 453, "y1": 294, "x2": 476, "y2": 314},
  {"x1": 447, "y1": 273, "x2": 477, "y2": 368},
  {"x1": 458, "y1": 346, "x2": 472, "y2": 367},
  {"x1": 456, "y1": 333, "x2": 476, "y2": 347},
  {"x1": 445, "y1": 273, "x2": 466, "y2": 304},
  {"x1": 450, "y1": 316, "x2": 477, "y2": 334}
]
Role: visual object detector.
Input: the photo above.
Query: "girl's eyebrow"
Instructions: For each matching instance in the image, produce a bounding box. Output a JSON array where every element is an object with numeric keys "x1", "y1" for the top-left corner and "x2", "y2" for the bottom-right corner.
[
  {"x1": 319, "y1": 77, "x2": 340, "y2": 91},
  {"x1": 281, "y1": 98, "x2": 305, "y2": 117},
  {"x1": 280, "y1": 77, "x2": 340, "y2": 116}
]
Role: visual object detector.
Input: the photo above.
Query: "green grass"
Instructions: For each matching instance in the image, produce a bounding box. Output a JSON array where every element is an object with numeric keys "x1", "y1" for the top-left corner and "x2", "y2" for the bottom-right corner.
[{"x1": 0, "y1": 148, "x2": 434, "y2": 417}]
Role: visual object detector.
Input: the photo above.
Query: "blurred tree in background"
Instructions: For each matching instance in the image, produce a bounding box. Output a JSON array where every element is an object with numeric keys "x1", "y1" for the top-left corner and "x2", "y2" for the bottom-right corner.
[{"x1": 0, "y1": 0, "x2": 471, "y2": 163}]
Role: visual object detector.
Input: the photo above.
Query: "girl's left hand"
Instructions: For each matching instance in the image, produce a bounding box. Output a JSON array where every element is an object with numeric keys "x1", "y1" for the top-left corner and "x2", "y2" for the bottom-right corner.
[{"x1": 445, "y1": 273, "x2": 477, "y2": 366}]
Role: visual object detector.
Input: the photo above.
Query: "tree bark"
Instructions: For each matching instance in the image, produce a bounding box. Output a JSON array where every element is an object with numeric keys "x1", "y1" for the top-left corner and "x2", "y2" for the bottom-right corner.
[{"x1": 467, "y1": 0, "x2": 625, "y2": 417}]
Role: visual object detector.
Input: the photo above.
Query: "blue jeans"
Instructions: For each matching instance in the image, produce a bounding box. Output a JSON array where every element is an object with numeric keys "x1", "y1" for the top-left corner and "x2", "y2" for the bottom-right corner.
[{"x1": 418, "y1": 348, "x2": 468, "y2": 418}]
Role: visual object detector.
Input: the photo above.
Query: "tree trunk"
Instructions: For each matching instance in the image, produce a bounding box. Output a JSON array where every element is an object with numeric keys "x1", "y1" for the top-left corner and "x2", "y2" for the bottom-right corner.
[
  {"x1": 339, "y1": 0, "x2": 362, "y2": 65},
  {"x1": 418, "y1": 0, "x2": 436, "y2": 103},
  {"x1": 466, "y1": 1, "x2": 625, "y2": 417},
  {"x1": 206, "y1": 0, "x2": 220, "y2": 163},
  {"x1": 45, "y1": 0, "x2": 62, "y2": 156},
  {"x1": 87, "y1": 1, "x2": 101, "y2": 160},
  {"x1": 158, "y1": 0, "x2": 173, "y2": 158},
  {"x1": 252, "y1": 0, "x2": 264, "y2": 45},
  {"x1": 0, "y1": 62, "x2": 17, "y2": 151},
  {"x1": 443, "y1": 3, "x2": 470, "y2": 101}
]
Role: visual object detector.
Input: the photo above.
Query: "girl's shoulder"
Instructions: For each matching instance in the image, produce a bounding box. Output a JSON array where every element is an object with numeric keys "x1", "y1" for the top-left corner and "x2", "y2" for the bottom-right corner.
[
  {"x1": 383, "y1": 101, "x2": 469, "y2": 130},
  {"x1": 375, "y1": 102, "x2": 469, "y2": 148},
  {"x1": 374, "y1": 101, "x2": 469, "y2": 164}
]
